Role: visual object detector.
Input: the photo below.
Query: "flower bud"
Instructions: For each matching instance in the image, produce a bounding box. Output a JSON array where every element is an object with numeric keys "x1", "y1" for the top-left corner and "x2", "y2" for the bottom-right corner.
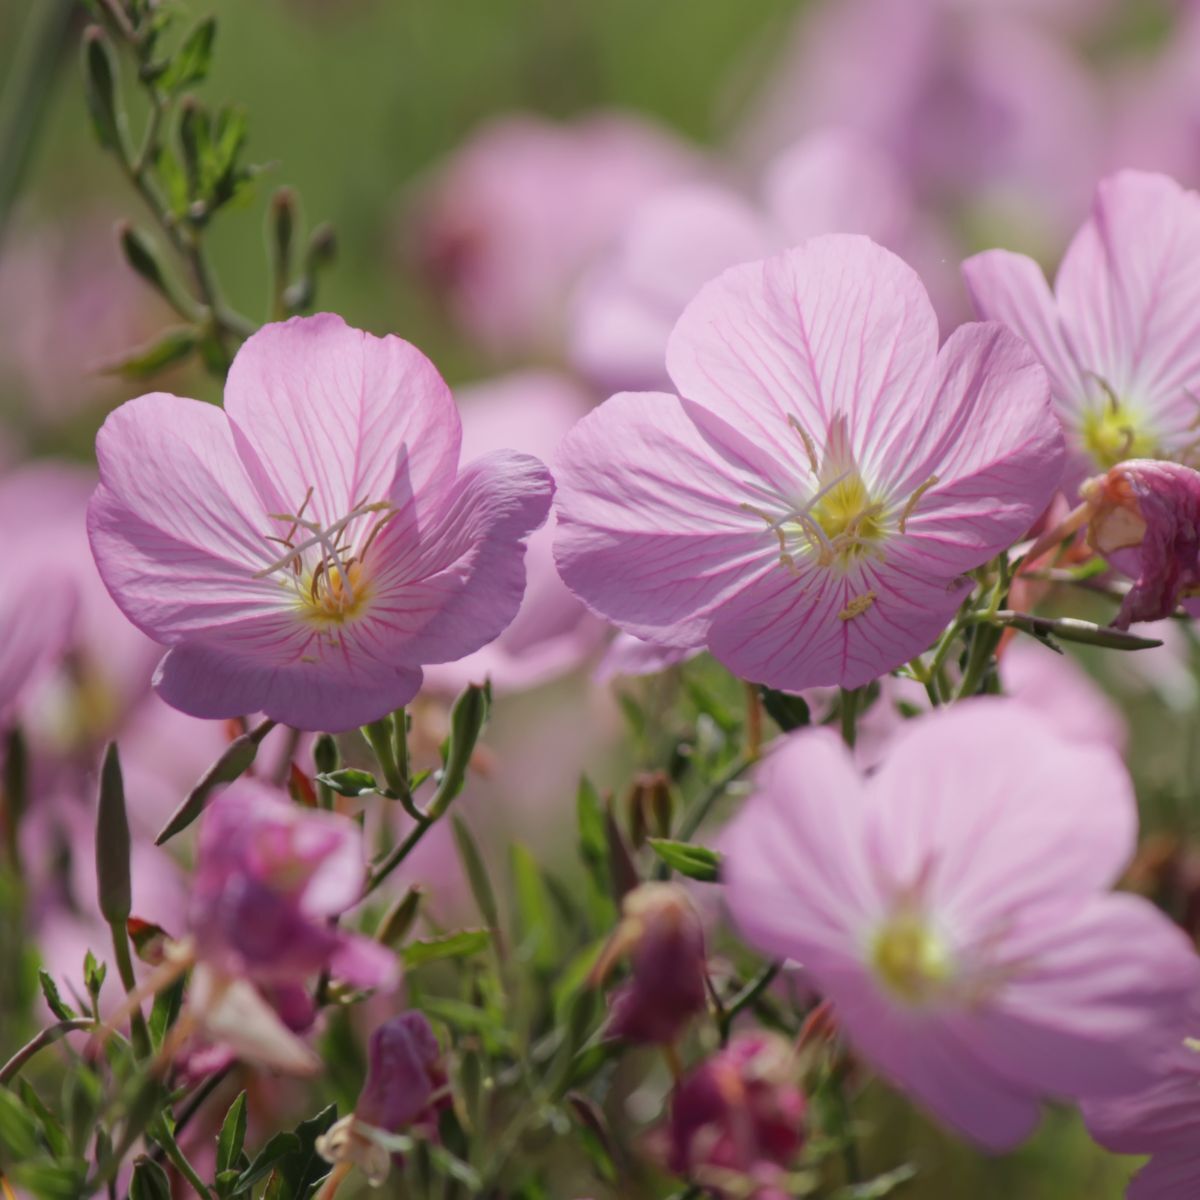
[
  {"x1": 626, "y1": 770, "x2": 672, "y2": 847},
  {"x1": 316, "y1": 1012, "x2": 445, "y2": 1186},
  {"x1": 665, "y1": 1034, "x2": 806, "y2": 1197},
  {"x1": 1079, "y1": 459, "x2": 1200, "y2": 628},
  {"x1": 594, "y1": 882, "x2": 707, "y2": 1045}
]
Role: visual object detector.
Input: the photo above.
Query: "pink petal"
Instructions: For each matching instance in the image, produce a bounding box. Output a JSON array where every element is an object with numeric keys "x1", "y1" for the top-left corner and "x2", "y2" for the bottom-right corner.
[
  {"x1": 367, "y1": 448, "x2": 553, "y2": 667},
  {"x1": 1129, "y1": 1151, "x2": 1200, "y2": 1200},
  {"x1": 224, "y1": 313, "x2": 462, "y2": 528},
  {"x1": 722, "y1": 730, "x2": 879, "y2": 974},
  {"x1": 962, "y1": 248, "x2": 1082, "y2": 411},
  {"x1": 553, "y1": 392, "x2": 776, "y2": 646},
  {"x1": 866, "y1": 699, "x2": 1137, "y2": 930},
  {"x1": 0, "y1": 570, "x2": 76, "y2": 716},
  {"x1": 1056, "y1": 171, "x2": 1200, "y2": 413},
  {"x1": 882, "y1": 322, "x2": 1064, "y2": 572},
  {"x1": 665, "y1": 236, "x2": 939, "y2": 464},
  {"x1": 329, "y1": 932, "x2": 401, "y2": 992},
  {"x1": 706, "y1": 551, "x2": 970, "y2": 691},
  {"x1": 154, "y1": 642, "x2": 423, "y2": 732},
  {"x1": 89, "y1": 393, "x2": 286, "y2": 641},
  {"x1": 962, "y1": 895, "x2": 1200, "y2": 1101}
]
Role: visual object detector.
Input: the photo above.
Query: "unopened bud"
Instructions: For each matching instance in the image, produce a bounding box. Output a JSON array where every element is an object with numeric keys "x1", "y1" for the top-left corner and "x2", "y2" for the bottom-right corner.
[
  {"x1": 593, "y1": 882, "x2": 707, "y2": 1045},
  {"x1": 96, "y1": 743, "x2": 131, "y2": 926}
]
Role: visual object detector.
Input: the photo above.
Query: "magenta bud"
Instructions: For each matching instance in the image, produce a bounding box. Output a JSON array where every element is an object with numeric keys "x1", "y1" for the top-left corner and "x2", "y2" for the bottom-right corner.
[
  {"x1": 595, "y1": 882, "x2": 707, "y2": 1045},
  {"x1": 357, "y1": 1011, "x2": 444, "y2": 1132}
]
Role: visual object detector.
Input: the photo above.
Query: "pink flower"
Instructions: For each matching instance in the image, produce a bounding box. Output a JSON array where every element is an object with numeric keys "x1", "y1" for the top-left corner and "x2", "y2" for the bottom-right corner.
[
  {"x1": 421, "y1": 372, "x2": 605, "y2": 696},
  {"x1": 88, "y1": 314, "x2": 553, "y2": 731},
  {"x1": 964, "y1": 171, "x2": 1200, "y2": 480},
  {"x1": 0, "y1": 561, "x2": 75, "y2": 722},
  {"x1": 722, "y1": 700, "x2": 1199, "y2": 1150},
  {"x1": 182, "y1": 781, "x2": 397, "y2": 1073},
  {"x1": 570, "y1": 130, "x2": 913, "y2": 393},
  {"x1": 664, "y1": 1033, "x2": 806, "y2": 1198},
  {"x1": 409, "y1": 112, "x2": 701, "y2": 355},
  {"x1": 1084, "y1": 999, "x2": 1200, "y2": 1200},
  {"x1": 1077, "y1": 459, "x2": 1200, "y2": 628},
  {"x1": 554, "y1": 235, "x2": 1064, "y2": 693},
  {"x1": 741, "y1": 0, "x2": 1101, "y2": 250}
]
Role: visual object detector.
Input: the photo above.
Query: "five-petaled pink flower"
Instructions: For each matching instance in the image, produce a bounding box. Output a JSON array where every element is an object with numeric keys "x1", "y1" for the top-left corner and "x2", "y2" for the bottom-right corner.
[
  {"x1": 965, "y1": 171, "x2": 1200, "y2": 480},
  {"x1": 722, "y1": 700, "x2": 1199, "y2": 1150},
  {"x1": 554, "y1": 235, "x2": 1064, "y2": 692},
  {"x1": 87, "y1": 314, "x2": 553, "y2": 731}
]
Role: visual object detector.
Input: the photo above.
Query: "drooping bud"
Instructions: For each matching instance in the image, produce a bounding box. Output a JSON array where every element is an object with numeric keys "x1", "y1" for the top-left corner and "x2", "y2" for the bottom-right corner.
[
  {"x1": 593, "y1": 882, "x2": 707, "y2": 1045},
  {"x1": 315, "y1": 1012, "x2": 446, "y2": 1186},
  {"x1": 664, "y1": 1034, "x2": 806, "y2": 1197},
  {"x1": 1078, "y1": 460, "x2": 1200, "y2": 628}
]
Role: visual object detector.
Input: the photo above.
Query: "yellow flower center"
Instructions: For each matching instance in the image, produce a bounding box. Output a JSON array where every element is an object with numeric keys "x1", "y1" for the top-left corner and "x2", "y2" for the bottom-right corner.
[
  {"x1": 303, "y1": 559, "x2": 370, "y2": 625},
  {"x1": 1080, "y1": 401, "x2": 1156, "y2": 470},
  {"x1": 870, "y1": 911, "x2": 953, "y2": 1005},
  {"x1": 809, "y1": 471, "x2": 886, "y2": 555}
]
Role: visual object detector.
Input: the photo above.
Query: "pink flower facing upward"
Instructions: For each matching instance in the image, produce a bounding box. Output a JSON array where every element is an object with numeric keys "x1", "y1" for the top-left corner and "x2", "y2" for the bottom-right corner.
[
  {"x1": 87, "y1": 314, "x2": 554, "y2": 731},
  {"x1": 1084, "y1": 999, "x2": 1200, "y2": 1200},
  {"x1": 554, "y1": 235, "x2": 1064, "y2": 693},
  {"x1": 175, "y1": 781, "x2": 398, "y2": 1074},
  {"x1": 570, "y1": 129, "x2": 914, "y2": 394},
  {"x1": 664, "y1": 1033, "x2": 806, "y2": 1200},
  {"x1": 965, "y1": 171, "x2": 1200, "y2": 482},
  {"x1": 317, "y1": 1012, "x2": 446, "y2": 1186},
  {"x1": 723, "y1": 700, "x2": 1200, "y2": 1150}
]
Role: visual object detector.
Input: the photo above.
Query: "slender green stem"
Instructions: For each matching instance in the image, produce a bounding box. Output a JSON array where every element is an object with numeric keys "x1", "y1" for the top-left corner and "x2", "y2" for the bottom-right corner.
[
  {"x1": 674, "y1": 754, "x2": 752, "y2": 844},
  {"x1": 839, "y1": 687, "x2": 860, "y2": 748},
  {"x1": 0, "y1": 1018, "x2": 95, "y2": 1085},
  {"x1": 719, "y1": 962, "x2": 781, "y2": 1043},
  {"x1": 110, "y1": 924, "x2": 152, "y2": 1061},
  {"x1": 364, "y1": 814, "x2": 434, "y2": 897},
  {"x1": 151, "y1": 1116, "x2": 214, "y2": 1199}
]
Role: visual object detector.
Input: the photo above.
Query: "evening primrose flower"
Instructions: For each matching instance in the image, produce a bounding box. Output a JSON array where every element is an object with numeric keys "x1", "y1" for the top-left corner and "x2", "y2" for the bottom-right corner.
[
  {"x1": 554, "y1": 235, "x2": 1064, "y2": 692},
  {"x1": 87, "y1": 314, "x2": 553, "y2": 731},
  {"x1": 965, "y1": 171, "x2": 1200, "y2": 479},
  {"x1": 723, "y1": 701, "x2": 1199, "y2": 1150}
]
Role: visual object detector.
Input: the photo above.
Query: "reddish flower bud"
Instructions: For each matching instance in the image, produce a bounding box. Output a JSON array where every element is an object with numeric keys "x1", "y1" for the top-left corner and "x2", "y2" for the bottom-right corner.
[
  {"x1": 594, "y1": 882, "x2": 707, "y2": 1045},
  {"x1": 1079, "y1": 459, "x2": 1200, "y2": 628},
  {"x1": 665, "y1": 1033, "x2": 806, "y2": 1197}
]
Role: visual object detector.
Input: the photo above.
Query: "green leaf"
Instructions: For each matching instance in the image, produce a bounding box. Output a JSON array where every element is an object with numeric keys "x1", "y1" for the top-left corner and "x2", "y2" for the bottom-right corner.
[
  {"x1": 511, "y1": 843, "x2": 559, "y2": 974},
  {"x1": 419, "y1": 997, "x2": 514, "y2": 1051},
  {"x1": 83, "y1": 950, "x2": 106, "y2": 1009},
  {"x1": 760, "y1": 686, "x2": 811, "y2": 732},
  {"x1": 129, "y1": 1156, "x2": 172, "y2": 1200},
  {"x1": 148, "y1": 975, "x2": 185, "y2": 1047},
  {"x1": 315, "y1": 768, "x2": 377, "y2": 797},
  {"x1": 16, "y1": 1082, "x2": 67, "y2": 1159},
  {"x1": 154, "y1": 144, "x2": 191, "y2": 218},
  {"x1": 402, "y1": 929, "x2": 491, "y2": 969},
  {"x1": 835, "y1": 1164, "x2": 918, "y2": 1199},
  {"x1": 429, "y1": 683, "x2": 490, "y2": 818},
  {"x1": 232, "y1": 1131, "x2": 300, "y2": 1193},
  {"x1": 82, "y1": 26, "x2": 123, "y2": 153},
  {"x1": 216, "y1": 1091, "x2": 248, "y2": 1175},
  {"x1": 451, "y1": 816, "x2": 500, "y2": 933},
  {"x1": 0, "y1": 1086, "x2": 40, "y2": 1161},
  {"x1": 261, "y1": 1105, "x2": 337, "y2": 1198},
  {"x1": 38, "y1": 969, "x2": 76, "y2": 1021},
  {"x1": 647, "y1": 838, "x2": 721, "y2": 883},
  {"x1": 102, "y1": 326, "x2": 198, "y2": 380},
  {"x1": 158, "y1": 17, "x2": 216, "y2": 93}
]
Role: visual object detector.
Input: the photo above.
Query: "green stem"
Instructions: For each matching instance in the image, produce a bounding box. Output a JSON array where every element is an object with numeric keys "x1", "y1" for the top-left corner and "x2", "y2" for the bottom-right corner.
[
  {"x1": 0, "y1": 1018, "x2": 95, "y2": 1085},
  {"x1": 839, "y1": 687, "x2": 860, "y2": 748},
  {"x1": 0, "y1": 0, "x2": 76, "y2": 245},
  {"x1": 955, "y1": 623, "x2": 1002, "y2": 701},
  {"x1": 111, "y1": 923, "x2": 152, "y2": 1061},
  {"x1": 151, "y1": 1116, "x2": 214, "y2": 1199},
  {"x1": 719, "y1": 962, "x2": 781, "y2": 1043},
  {"x1": 674, "y1": 755, "x2": 752, "y2": 845},
  {"x1": 363, "y1": 813, "x2": 434, "y2": 898}
]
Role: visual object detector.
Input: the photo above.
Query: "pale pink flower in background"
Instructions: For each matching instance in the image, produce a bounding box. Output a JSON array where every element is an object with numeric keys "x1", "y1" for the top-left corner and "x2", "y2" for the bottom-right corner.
[
  {"x1": 738, "y1": 0, "x2": 1102, "y2": 259},
  {"x1": 88, "y1": 314, "x2": 553, "y2": 731},
  {"x1": 569, "y1": 130, "x2": 914, "y2": 393},
  {"x1": 0, "y1": 216, "x2": 167, "y2": 428},
  {"x1": 0, "y1": 565, "x2": 76, "y2": 722},
  {"x1": 555, "y1": 235, "x2": 1064, "y2": 693},
  {"x1": 0, "y1": 463, "x2": 159, "y2": 752},
  {"x1": 723, "y1": 700, "x2": 1200, "y2": 1149},
  {"x1": 594, "y1": 633, "x2": 697, "y2": 684},
  {"x1": 1085, "y1": 998, "x2": 1200, "y2": 1199},
  {"x1": 965, "y1": 171, "x2": 1200, "y2": 482},
  {"x1": 421, "y1": 371, "x2": 605, "y2": 696},
  {"x1": 409, "y1": 112, "x2": 702, "y2": 356}
]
